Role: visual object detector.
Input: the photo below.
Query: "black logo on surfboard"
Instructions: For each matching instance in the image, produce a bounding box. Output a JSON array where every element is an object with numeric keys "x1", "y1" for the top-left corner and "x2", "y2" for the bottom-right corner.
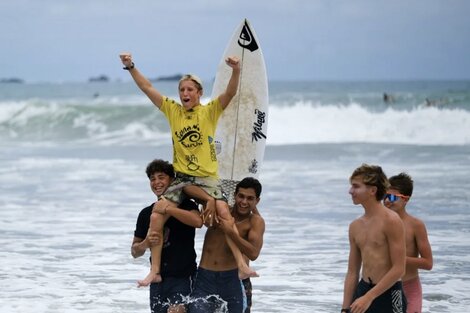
[
  {"x1": 238, "y1": 20, "x2": 259, "y2": 52},
  {"x1": 252, "y1": 109, "x2": 266, "y2": 142},
  {"x1": 248, "y1": 159, "x2": 258, "y2": 174}
]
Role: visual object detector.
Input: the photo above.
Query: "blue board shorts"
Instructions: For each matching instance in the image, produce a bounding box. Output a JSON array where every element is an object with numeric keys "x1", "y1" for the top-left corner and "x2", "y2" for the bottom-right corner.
[
  {"x1": 188, "y1": 268, "x2": 246, "y2": 313},
  {"x1": 242, "y1": 278, "x2": 252, "y2": 313},
  {"x1": 150, "y1": 276, "x2": 193, "y2": 313}
]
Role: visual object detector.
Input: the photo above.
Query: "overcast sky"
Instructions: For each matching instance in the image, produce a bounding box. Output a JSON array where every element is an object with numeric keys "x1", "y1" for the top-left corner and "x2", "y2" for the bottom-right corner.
[{"x1": 2, "y1": 0, "x2": 470, "y2": 82}]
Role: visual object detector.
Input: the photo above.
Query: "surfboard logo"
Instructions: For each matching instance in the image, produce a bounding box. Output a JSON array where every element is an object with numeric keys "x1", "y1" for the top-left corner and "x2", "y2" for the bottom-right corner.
[
  {"x1": 248, "y1": 159, "x2": 258, "y2": 174},
  {"x1": 251, "y1": 109, "x2": 266, "y2": 142},
  {"x1": 238, "y1": 21, "x2": 259, "y2": 52},
  {"x1": 214, "y1": 140, "x2": 222, "y2": 155}
]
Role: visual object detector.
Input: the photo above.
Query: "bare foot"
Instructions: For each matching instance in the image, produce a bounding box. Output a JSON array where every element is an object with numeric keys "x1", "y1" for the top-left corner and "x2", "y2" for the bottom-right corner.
[
  {"x1": 238, "y1": 265, "x2": 259, "y2": 280},
  {"x1": 137, "y1": 272, "x2": 162, "y2": 287}
]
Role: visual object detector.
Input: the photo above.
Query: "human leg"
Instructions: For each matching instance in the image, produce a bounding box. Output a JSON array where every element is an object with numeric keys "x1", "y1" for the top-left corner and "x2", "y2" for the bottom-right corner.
[
  {"x1": 216, "y1": 200, "x2": 258, "y2": 279},
  {"x1": 138, "y1": 205, "x2": 170, "y2": 287},
  {"x1": 150, "y1": 277, "x2": 192, "y2": 313},
  {"x1": 150, "y1": 282, "x2": 167, "y2": 313},
  {"x1": 217, "y1": 269, "x2": 245, "y2": 313},
  {"x1": 183, "y1": 185, "x2": 216, "y2": 225},
  {"x1": 242, "y1": 278, "x2": 252, "y2": 313},
  {"x1": 188, "y1": 268, "x2": 221, "y2": 313},
  {"x1": 403, "y1": 276, "x2": 422, "y2": 313}
]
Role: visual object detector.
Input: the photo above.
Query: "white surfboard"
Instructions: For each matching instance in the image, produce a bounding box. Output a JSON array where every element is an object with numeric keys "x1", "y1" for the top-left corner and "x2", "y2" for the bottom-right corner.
[{"x1": 211, "y1": 19, "x2": 268, "y2": 200}]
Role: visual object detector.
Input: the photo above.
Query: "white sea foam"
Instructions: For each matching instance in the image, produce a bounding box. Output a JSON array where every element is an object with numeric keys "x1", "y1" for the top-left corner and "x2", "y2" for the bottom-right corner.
[
  {"x1": 1, "y1": 143, "x2": 470, "y2": 312},
  {"x1": 1, "y1": 81, "x2": 470, "y2": 312},
  {"x1": 2, "y1": 98, "x2": 469, "y2": 146},
  {"x1": 267, "y1": 102, "x2": 470, "y2": 146}
]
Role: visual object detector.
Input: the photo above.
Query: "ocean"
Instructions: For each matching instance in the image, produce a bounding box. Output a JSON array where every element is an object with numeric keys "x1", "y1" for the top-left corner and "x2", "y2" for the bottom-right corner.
[{"x1": 1, "y1": 80, "x2": 469, "y2": 312}]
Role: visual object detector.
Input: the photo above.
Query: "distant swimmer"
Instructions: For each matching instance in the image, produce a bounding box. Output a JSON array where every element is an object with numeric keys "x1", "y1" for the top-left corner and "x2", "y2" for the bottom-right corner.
[
  {"x1": 425, "y1": 97, "x2": 449, "y2": 107},
  {"x1": 383, "y1": 93, "x2": 395, "y2": 103},
  {"x1": 425, "y1": 98, "x2": 435, "y2": 106}
]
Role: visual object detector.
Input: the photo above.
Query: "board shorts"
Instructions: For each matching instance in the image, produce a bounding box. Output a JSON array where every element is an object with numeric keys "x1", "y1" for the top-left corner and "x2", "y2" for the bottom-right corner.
[
  {"x1": 402, "y1": 276, "x2": 422, "y2": 313},
  {"x1": 352, "y1": 279, "x2": 407, "y2": 313},
  {"x1": 149, "y1": 276, "x2": 194, "y2": 313},
  {"x1": 163, "y1": 172, "x2": 228, "y2": 204},
  {"x1": 242, "y1": 278, "x2": 252, "y2": 313},
  {"x1": 188, "y1": 268, "x2": 246, "y2": 313}
]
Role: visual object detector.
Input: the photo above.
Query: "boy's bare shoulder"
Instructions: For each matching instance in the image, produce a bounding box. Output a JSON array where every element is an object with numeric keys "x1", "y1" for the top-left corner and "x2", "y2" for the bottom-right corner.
[
  {"x1": 383, "y1": 208, "x2": 405, "y2": 237},
  {"x1": 249, "y1": 213, "x2": 265, "y2": 226},
  {"x1": 406, "y1": 213, "x2": 424, "y2": 224},
  {"x1": 349, "y1": 216, "x2": 365, "y2": 231},
  {"x1": 384, "y1": 206, "x2": 402, "y2": 222},
  {"x1": 405, "y1": 214, "x2": 427, "y2": 232}
]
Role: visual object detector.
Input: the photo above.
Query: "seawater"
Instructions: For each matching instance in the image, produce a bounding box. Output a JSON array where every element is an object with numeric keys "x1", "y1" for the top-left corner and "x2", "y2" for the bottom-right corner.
[{"x1": 0, "y1": 80, "x2": 469, "y2": 312}]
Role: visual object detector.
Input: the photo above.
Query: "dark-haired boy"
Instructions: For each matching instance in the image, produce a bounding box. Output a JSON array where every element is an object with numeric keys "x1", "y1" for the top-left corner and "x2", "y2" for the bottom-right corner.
[
  {"x1": 384, "y1": 173, "x2": 433, "y2": 313},
  {"x1": 131, "y1": 159, "x2": 202, "y2": 313},
  {"x1": 189, "y1": 177, "x2": 265, "y2": 313}
]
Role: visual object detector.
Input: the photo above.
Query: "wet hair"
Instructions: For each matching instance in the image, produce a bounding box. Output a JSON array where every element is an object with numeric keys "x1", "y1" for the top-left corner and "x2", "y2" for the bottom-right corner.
[
  {"x1": 145, "y1": 159, "x2": 175, "y2": 179},
  {"x1": 388, "y1": 172, "x2": 414, "y2": 197},
  {"x1": 179, "y1": 74, "x2": 203, "y2": 91},
  {"x1": 235, "y1": 177, "x2": 262, "y2": 198},
  {"x1": 350, "y1": 163, "x2": 390, "y2": 201}
]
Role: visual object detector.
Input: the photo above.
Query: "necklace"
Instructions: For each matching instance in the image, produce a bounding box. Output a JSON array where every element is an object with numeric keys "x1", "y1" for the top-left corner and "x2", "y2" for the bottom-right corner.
[{"x1": 235, "y1": 214, "x2": 251, "y2": 224}]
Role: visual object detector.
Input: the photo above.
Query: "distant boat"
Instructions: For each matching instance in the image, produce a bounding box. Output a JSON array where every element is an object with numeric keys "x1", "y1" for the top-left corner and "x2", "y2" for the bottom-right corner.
[
  {"x1": 151, "y1": 73, "x2": 183, "y2": 82},
  {"x1": 88, "y1": 75, "x2": 109, "y2": 83},
  {"x1": 0, "y1": 78, "x2": 24, "y2": 84}
]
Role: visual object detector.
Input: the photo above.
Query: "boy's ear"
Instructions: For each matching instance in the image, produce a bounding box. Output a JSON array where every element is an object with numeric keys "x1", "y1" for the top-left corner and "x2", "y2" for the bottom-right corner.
[{"x1": 368, "y1": 185, "x2": 377, "y2": 197}]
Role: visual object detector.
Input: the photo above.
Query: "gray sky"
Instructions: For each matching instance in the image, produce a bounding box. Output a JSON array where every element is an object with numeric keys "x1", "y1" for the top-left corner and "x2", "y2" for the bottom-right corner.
[{"x1": 2, "y1": 0, "x2": 470, "y2": 82}]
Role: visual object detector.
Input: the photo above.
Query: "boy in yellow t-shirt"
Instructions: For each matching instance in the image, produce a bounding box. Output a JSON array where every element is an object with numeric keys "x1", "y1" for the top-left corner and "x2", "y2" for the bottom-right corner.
[{"x1": 120, "y1": 52, "x2": 258, "y2": 287}]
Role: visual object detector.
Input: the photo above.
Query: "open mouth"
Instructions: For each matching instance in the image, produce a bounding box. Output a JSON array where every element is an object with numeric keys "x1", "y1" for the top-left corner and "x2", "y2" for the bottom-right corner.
[{"x1": 153, "y1": 186, "x2": 164, "y2": 194}]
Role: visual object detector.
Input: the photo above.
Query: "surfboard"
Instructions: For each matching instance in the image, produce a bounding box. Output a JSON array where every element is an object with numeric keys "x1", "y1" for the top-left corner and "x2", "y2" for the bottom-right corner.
[{"x1": 211, "y1": 19, "x2": 269, "y2": 202}]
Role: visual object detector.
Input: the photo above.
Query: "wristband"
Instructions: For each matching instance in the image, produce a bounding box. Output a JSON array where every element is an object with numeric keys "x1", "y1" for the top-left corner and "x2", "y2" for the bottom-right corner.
[
  {"x1": 123, "y1": 62, "x2": 135, "y2": 70},
  {"x1": 341, "y1": 309, "x2": 350, "y2": 313}
]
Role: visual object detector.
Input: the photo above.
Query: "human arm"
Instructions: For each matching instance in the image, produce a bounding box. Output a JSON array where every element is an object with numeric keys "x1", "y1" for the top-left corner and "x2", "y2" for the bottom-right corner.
[
  {"x1": 131, "y1": 230, "x2": 161, "y2": 258},
  {"x1": 201, "y1": 205, "x2": 218, "y2": 227},
  {"x1": 131, "y1": 206, "x2": 160, "y2": 258},
  {"x1": 153, "y1": 197, "x2": 203, "y2": 228},
  {"x1": 342, "y1": 223, "x2": 361, "y2": 311},
  {"x1": 407, "y1": 219, "x2": 433, "y2": 271},
  {"x1": 218, "y1": 56, "x2": 241, "y2": 109},
  {"x1": 119, "y1": 52, "x2": 164, "y2": 108},
  {"x1": 220, "y1": 214, "x2": 265, "y2": 261},
  {"x1": 131, "y1": 236, "x2": 149, "y2": 258}
]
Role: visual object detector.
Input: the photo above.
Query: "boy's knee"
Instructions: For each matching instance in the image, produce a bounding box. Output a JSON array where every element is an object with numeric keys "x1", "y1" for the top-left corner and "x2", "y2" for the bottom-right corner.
[
  {"x1": 150, "y1": 212, "x2": 165, "y2": 224},
  {"x1": 207, "y1": 197, "x2": 216, "y2": 204},
  {"x1": 215, "y1": 201, "x2": 230, "y2": 216}
]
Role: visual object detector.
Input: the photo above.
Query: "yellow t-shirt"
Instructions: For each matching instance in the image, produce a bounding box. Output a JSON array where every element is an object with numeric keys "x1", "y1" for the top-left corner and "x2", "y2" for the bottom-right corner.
[{"x1": 160, "y1": 97, "x2": 223, "y2": 178}]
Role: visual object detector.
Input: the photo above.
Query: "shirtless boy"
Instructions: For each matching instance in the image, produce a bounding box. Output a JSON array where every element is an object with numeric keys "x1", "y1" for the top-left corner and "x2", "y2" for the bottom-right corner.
[
  {"x1": 342, "y1": 164, "x2": 407, "y2": 313},
  {"x1": 384, "y1": 173, "x2": 433, "y2": 313},
  {"x1": 189, "y1": 177, "x2": 265, "y2": 313}
]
